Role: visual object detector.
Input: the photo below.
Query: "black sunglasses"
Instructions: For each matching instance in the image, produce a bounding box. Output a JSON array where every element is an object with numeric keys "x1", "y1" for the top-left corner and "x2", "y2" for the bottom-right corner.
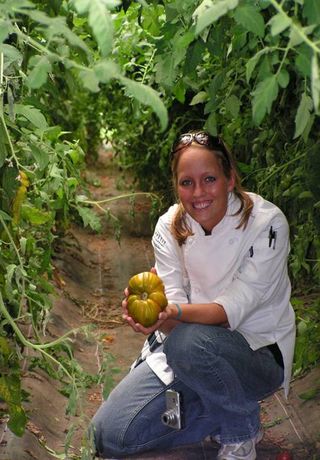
[{"x1": 171, "y1": 131, "x2": 231, "y2": 166}]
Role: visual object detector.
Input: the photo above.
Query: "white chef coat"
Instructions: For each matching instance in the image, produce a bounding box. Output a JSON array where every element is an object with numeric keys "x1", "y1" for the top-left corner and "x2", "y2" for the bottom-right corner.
[{"x1": 141, "y1": 192, "x2": 295, "y2": 397}]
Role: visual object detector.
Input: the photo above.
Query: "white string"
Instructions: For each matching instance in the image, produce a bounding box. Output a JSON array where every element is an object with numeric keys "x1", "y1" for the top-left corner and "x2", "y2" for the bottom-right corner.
[{"x1": 273, "y1": 392, "x2": 304, "y2": 442}]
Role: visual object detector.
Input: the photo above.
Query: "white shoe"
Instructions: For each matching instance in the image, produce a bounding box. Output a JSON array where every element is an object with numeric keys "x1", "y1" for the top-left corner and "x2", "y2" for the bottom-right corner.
[
  {"x1": 217, "y1": 438, "x2": 256, "y2": 459},
  {"x1": 216, "y1": 429, "x2": 263, "y2": 460}
]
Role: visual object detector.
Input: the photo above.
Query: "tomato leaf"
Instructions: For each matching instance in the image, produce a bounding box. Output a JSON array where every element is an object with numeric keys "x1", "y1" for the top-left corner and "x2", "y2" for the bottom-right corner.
[
  {"x1": 193, "y1": 0, "x2": 239, "y2": 36},
  {"x1": 119, "y1": 76, "x2": 168, "y2": 132},
  {"x1": 294, "y1": 92, "x2": 313, "y2": 139},
  {"x1": 234, "y1": 5, "x2": 265, "y2": 37},
  {"x1": 252, "y1": 75, "x2": 279, "y2": 125}
]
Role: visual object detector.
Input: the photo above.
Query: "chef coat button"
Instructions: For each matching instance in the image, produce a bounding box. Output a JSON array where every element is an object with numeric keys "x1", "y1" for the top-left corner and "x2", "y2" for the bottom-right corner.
[
  {"x1": 195, "y1": 287, "x2": 200, "y2": 293},
  {"x1": 229, "y1": 238, "x2": 234, "y2": 244}
]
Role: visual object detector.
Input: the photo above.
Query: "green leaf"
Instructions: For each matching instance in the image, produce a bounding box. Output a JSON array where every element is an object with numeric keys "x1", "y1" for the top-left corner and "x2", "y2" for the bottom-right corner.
[
  {"x1": 73, "y1": 0, "x2": 120, "y2": 13},
  {"x1": 8, "y1": 402, "x2": 27, "y2": 437},
  {"x1": 311, "y1": 54, "x2": 320, "y2": 113},
  {"x1": 252, "y1": 75, "x2": 279, "y2": 125},
  {"x1": 72, "y1": 0, "x2": 91, "y2": 14},
  {"x1": 234, "y1": 5, "x2": 265, "y2": 37},
  {"x1": 277, "y1": 68, "x2": 289, "y2": 88},
  {"x1": 303, "y1": 0, "x2": 320, "y2": 25},
  {"x1": 0, "y1": 337, "x2": 11, "y2": 358},
  {"x1": 154, "y1": 53, "x2": 177, "y2": 89},
  {"x1": 79, "y1": 69, "x2": 100, "y2": 92},
  {"x1": 204, "y1": 111, "x2": 217, "y2": 136},
  {"x1": 24, "y1": 11, "x2": 90, "y2": 55},
  {"x1": 246, "y1": 47, "x2": 272, "y2": 83},
  {"x1": 225, "y1": 94, "x2": 240, "y2": 118},
  {"x1": 26, "y1": 55, "x2": 52, "y2": 89},
  {"x1": 289, "y1": 25, "x2": 316, "y2": 47},
  {"x1": 0, "y1": 44, "x2": 23, "y2": 69},
  {"x1": 268, "y1": 12, "x2": 291, "y2": 36},
  {"x1": 21, "y1": 205, "x2": 52, "y2": 225},
  {"x1": 172, "y1": 30, "x2": 195, "y2": 68},
  {"x1": 295, "y1": 44, "x2": 312, "y2": 77},
  {"x1": 294, "y1": 92, "x2": 313, "y2": 139},
  {"x1": 173, "y1": 79, "x2": 186, "y2": 103},
  {"x1": 30, "y1": 143, "x2": 50, "y2": 170},
  {"x1": 5, "y1": 264, "x2": 17, "y2": 291},
  {"x1": 193, "y1": 0, "x2": 239, "y2": 36},
  {"x1": 0, "y1": 374, "x2": 27, "y2": 437},
  {"x1": 299, "y1": 386, "x2": 320, "y2": 401},
  {"x1": 184, "y1": 39, "x2": 206, "y2": 76},
  {"x1": 190, "y1": 91, "x2": 208, "y2": 105},
  {"x1": 0, "y1": 20, "x2": 12, "y2": 43},
  {"x1": 14, "y1": 104, "x2": 48, "y2": 130},
  {"x1": 77, "y1": 206, "x2": 101, "y2": 232},
  {"x1": 94, "y1": 59, "x2": 120, "y2": 83},
  {"x1": 119, "y1": 76, "x2": 168, "y2": 131},
  {"x1": 298, "y1": 191, "x2": 314, "y2": 199},
  {"x1": 59, "y1": 24, "x2": 92, "y2": 56},
  {"x1": 89, "y1": 0, "x2": 113, "y2": 57},
  {"x1": 0, "y1": 210, "x2": 11, "y2": 221}
]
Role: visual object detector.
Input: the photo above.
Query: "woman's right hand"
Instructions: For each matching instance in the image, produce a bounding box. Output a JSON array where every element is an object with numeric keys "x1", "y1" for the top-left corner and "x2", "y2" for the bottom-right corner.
[{"x1": 122, "y1": 287, "x2": 168, "y2": 335}]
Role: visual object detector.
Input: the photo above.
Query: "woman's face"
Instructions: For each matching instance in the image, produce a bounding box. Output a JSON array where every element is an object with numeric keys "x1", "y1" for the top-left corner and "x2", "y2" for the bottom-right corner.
[{"x1": 175, "y1": 145, "x2": 235, "y2": 232}]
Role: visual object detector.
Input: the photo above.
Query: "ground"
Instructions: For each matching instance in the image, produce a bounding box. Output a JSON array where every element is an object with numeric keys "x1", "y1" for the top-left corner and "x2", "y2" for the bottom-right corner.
[{"x1": 0, "y1": 149, "x2": 319, "y2": 460}]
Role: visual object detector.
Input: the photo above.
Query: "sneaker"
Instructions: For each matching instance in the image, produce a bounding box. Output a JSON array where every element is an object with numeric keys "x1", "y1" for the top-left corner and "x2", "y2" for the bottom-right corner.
[
  {"x1": 217, "y1": 438, "x2": 256, "y2": 459},
  {"x1": 216, "y1": 429, "x2": 263, "y2": 460}
]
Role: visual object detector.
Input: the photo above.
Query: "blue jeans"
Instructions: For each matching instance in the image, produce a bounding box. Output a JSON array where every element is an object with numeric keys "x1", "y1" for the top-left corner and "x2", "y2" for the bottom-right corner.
[{"x1": 91, "y1": 324, "x2": 284, "y2": 458}]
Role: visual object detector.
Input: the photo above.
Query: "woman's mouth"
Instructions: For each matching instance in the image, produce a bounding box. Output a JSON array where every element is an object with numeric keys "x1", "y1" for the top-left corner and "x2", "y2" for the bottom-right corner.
[{"x1": 193, "y1": 201, "x2": 212, "y2": 210}]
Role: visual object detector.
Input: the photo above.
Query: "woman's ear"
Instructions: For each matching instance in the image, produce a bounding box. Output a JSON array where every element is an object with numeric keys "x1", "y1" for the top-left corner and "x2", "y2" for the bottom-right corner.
[{"x1": 227, "y1": 170, "x2": 236, "y2": 192}]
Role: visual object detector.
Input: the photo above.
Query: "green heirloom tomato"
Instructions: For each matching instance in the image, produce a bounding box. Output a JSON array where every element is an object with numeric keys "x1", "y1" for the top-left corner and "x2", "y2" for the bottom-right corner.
[{"x1": 127, "y1": 272, "x2": 168, "y2": 327}]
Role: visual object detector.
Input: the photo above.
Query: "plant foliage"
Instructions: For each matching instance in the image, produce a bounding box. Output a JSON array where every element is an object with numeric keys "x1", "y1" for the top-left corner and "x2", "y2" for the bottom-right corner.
[
  {"x1": 0, "y1": 0, "x2": 166, "y2": 447},
  {"x1": 1, "y1": 0, "x2": 320, "y2": 455}
]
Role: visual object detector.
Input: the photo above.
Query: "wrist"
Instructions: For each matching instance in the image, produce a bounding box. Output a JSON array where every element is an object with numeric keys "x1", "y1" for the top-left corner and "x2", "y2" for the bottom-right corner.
[{"x1": 169, "y1": 303, "x2": 182, "y2": 320}]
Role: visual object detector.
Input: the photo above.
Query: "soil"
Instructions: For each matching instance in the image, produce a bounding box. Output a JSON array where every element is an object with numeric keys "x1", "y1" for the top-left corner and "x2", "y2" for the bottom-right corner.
[{"x1": 0, "y1": 148, "x2": 319, "y2": 460}]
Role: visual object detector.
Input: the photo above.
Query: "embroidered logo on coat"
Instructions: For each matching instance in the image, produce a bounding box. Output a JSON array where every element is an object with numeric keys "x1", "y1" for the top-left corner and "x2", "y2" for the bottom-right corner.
[{"x1": 153, "y1": 231, "x2": 167, "y2": 248}]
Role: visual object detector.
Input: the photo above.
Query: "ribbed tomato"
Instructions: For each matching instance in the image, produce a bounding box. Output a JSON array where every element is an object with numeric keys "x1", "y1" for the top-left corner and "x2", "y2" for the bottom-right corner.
[{"x1": 127, "y1": 272, "x2": 168, "y2": 327}]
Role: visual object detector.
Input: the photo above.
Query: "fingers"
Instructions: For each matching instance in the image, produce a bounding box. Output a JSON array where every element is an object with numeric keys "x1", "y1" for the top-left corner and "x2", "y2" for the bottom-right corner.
[
  {"x1": 150, "y1": 267, "x2": 157, "y2": 274},
  {"x1": 123, "y1": 313, "x2": 167, "y2": 335}
]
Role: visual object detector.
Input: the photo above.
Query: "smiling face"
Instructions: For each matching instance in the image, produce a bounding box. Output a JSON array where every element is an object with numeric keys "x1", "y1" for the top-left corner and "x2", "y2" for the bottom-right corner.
[{"x1": 174, "y1": 145, "x2": 235, "y2": 232}]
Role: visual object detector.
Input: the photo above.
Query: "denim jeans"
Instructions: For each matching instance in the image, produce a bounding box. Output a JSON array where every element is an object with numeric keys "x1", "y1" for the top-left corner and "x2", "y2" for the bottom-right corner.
[{"x1": 91, "y1": 324, "x2": 284, "y2": 458}]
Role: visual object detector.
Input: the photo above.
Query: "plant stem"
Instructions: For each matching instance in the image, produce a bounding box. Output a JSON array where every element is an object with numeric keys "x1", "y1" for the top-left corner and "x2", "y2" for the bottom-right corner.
[
  {"x1": 269, "y1": 0, "x2": 320, "y2": 55},
  {"x1": 83, "y1": 191, "x2": 159, "y2": 205}
]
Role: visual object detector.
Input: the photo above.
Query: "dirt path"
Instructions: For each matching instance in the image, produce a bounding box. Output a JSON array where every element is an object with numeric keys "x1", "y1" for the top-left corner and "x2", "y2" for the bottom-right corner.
[{"x1": 1, "y1": 149, "x2": 319, "y2": 460}]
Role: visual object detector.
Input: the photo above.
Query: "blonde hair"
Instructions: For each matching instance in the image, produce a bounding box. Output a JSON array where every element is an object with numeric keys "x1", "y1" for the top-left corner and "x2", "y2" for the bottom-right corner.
[{"x1": 170, "y1": 134, "x2": 253, "y2": 246}]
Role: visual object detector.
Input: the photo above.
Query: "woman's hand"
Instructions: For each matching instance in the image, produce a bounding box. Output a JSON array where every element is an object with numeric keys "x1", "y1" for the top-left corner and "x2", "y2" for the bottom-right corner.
[{"x1": 122, "y1": 286, "x2": 169, "y2": 335}]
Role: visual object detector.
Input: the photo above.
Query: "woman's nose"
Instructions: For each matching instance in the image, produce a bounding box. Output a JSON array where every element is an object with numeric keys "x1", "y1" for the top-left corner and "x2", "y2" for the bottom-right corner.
[{"x1": 193, "y1": 182, "x2": 205, "y2": 197}]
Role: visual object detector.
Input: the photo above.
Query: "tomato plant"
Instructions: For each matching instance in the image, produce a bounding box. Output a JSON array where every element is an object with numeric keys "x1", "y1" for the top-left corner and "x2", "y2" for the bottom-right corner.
[{"x1": 0, "y1": 0, "x2": 167, "y2": 445}]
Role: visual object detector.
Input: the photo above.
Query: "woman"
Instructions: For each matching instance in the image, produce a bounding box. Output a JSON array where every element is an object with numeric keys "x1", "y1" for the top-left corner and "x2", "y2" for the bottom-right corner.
[{"x1": 92, "y1": 131, "x2": 296, "y2": 460}]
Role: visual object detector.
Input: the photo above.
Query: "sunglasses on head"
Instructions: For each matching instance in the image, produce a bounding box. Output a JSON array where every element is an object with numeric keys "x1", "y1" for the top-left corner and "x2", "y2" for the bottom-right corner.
[{"x1": 171, "y1": 131, "x2": 231, "y2": 166}]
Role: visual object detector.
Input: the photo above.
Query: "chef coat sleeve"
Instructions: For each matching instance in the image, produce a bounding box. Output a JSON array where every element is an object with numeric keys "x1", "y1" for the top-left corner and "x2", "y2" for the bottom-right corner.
[
  {"x1": 152, "y1": 217, "x2": 189, "y2": 304},
  {"x1": 214, "y1": 213, "x2": 290, "y2": 330}
]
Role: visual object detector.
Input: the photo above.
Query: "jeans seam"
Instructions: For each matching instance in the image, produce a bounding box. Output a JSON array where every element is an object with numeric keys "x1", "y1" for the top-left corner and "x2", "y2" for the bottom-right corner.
[{"x1": 117, "y1": 379, "x2": 185, "y2": 450}]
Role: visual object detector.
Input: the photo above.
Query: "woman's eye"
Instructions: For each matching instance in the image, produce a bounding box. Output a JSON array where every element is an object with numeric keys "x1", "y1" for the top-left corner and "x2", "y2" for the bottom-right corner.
[
  {"x1": 205, "y1": 176, "x2": 216, "y2": 183},
  {"x1": 180, "y1": 179, "x2": 192, "y2": 186}
]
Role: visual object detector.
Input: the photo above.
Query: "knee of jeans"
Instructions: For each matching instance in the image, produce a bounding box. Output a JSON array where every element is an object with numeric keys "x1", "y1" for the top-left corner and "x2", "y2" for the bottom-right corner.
[{"x1": 164, "y1": 323, "x2": 205, "y2": 372}]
